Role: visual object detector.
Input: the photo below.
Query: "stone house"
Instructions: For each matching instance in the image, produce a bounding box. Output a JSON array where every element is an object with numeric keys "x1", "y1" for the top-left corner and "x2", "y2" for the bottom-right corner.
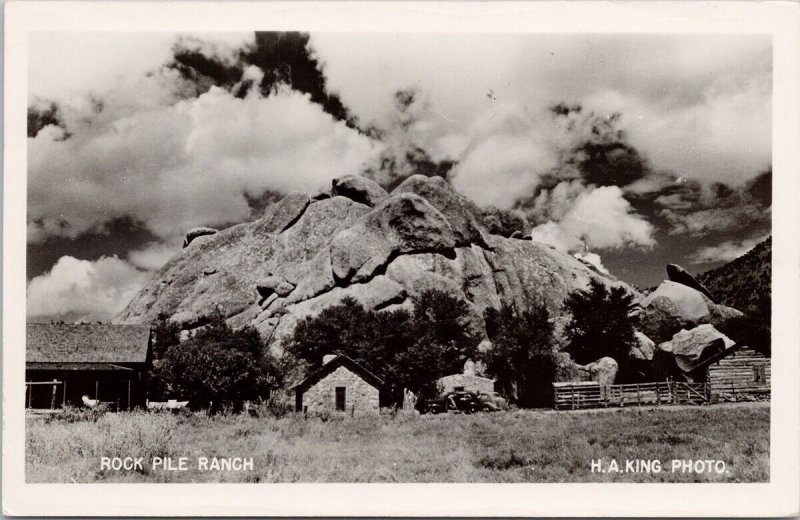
[{"x1": 293, "y1": 354, "x2": 382, "y2": 415}]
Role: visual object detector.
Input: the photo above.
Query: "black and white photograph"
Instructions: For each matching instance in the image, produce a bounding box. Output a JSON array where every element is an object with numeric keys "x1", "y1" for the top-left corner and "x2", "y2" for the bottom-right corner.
[{"x1": 4, "y1": 1, "x2": 800, "y2": 516}]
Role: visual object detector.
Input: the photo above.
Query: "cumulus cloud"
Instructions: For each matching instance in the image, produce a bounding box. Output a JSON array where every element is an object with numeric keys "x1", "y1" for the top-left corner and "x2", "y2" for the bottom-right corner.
[
  {"x1": 689, "y1": 235, "x2": 768, "y2": 264},
  {"x1": 573, "y1": 252, "x2": 610, "y2": 275},
  {"x1": 27, "y1": 31, "x2": 772, "y2": 313},
  {"x1": 28, "y1": 83, "x2": 380, "y2": 243},
  {"x1": 28, "y1": 32, "x2": 254, "y2": 106},
  {"x1": 27, "y1": 256, "x2": 150, "y2": 322},
  {"x1": 530, "y1": 185, "x2": 656, "y2": 253},
  {"x1": 127, "y1": 242, "x2": 181, "y2": 271},
  {"x1": 311, "y1": 33, "x2": 771, "y2": 195}
]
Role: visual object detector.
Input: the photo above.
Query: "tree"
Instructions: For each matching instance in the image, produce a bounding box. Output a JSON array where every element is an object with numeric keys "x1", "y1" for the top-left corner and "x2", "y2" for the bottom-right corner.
[
  {"x1": 151, "y1": 312, "x2": 181, "y2": 359},
  {"x1": 483, "y1": 304, "x2": 555, "y2": 407},
  {"x1": 286, "y1": 297, "x2": 377, "y2": 365},
  {"x1": 285, "y1": 289, "x2": 480, "y2": 406},
  {"x1": 562, "y1": 279, "x2": 638, "y2": 373},
  {"x1": 716, "y1": 294, "x2": 771, "y2": 357},
  {"x1": 153, "y1": 313, "x2": 280, "y2": 411}
]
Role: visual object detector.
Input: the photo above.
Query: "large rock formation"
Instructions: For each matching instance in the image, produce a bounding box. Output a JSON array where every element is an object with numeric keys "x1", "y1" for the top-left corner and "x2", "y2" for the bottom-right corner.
[
  {"x1": 115, "y1": 175, "x2": 637, "y2": 353},
  {"x1": 183, "y1": 227, "x2": 218, "y2": 248},
  {"x1": 655, "y1": 324, "x2": 734, "y2": 375},
  {"x1": 631, "y1": 331, "x2": 655, "y2": 361},
  {"x1": 555, "y1": 354, "x2": 619, "y2": 385},
  {"x1": 330, "y1": 175, "x2": 388, "y2": 208},
  {"x1": 666, "y1": 264, "x2": 715, "y2": 302},
  {"x1": 638, "y1": 280, "x2": 743, "y2": 343}
]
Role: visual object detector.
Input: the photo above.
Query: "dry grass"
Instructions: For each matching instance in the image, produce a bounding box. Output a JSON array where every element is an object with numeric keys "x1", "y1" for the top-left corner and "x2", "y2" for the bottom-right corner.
[{"x1": 26, "y1": 402, "x2": 769, "y2": 483}]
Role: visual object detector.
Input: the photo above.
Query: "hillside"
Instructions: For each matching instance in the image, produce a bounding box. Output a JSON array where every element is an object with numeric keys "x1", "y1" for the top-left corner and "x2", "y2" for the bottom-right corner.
[{"x1": 696, "y1": 237, "x2": 771, "y2": 312}]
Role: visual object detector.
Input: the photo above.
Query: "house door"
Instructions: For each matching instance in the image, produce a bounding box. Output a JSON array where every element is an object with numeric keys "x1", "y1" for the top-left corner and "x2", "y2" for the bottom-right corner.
[{"x1": 335, "y1": 387, "x2": 346, "y2": 411}]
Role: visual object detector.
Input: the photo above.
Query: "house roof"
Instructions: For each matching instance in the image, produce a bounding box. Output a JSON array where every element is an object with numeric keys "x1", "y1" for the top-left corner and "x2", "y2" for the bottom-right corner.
[
  {"x1": 26, "y1": 323, "x2": 151, "y2": 364},
  {"x1": 293, "y1": 354, "x2": 384, "y2": 392},
  {"x1": 27, "y1": 362, "x2": 134, "y2": 371}
]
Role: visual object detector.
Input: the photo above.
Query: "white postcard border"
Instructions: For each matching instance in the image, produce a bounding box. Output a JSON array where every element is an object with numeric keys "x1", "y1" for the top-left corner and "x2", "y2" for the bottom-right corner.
[{"x1": 4, "y1": 1, "x2": 799, "y2": 516}]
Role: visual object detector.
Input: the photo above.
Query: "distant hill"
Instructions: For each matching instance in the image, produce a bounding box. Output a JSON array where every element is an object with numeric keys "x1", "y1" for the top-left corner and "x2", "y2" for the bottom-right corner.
[{"x1": 696, "y1": 236, "x2": 771, "y2": 313}]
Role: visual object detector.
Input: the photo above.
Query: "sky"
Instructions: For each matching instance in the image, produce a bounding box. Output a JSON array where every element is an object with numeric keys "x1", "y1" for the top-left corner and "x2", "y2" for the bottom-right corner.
[{"x1": 26, "y1": 32, "x2": 772, "y2": 322}]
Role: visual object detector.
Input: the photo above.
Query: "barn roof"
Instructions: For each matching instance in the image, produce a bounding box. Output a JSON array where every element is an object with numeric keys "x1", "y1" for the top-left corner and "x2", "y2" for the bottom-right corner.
[
  {"x1": 293, "y1": 354, "x2": 383, "y2": 392},
  {"x1": 26, "y1": 323, "x2": 151, "y2": 364}
]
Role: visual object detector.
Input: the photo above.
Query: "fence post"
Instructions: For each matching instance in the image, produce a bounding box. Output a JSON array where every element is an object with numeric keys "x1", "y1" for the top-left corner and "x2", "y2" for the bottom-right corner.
[
  {"x1": 50, "y1": 379, "x2": 58, "y2": 409},
  {"x1": 571, "y1": 385, "x2": 576, "y2": 410},
  {"x1": 656, "y1": 382, "x2": 660, "y2": 405},
  {"x1": 636, "y1": 384, "x2": 641, "y2": 406}
]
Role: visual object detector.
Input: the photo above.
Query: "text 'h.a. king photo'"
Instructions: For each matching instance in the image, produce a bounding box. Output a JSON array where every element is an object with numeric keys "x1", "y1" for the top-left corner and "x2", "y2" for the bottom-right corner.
[{"x1": 5, "y1": 3, "x2": 800, "y2": 517}]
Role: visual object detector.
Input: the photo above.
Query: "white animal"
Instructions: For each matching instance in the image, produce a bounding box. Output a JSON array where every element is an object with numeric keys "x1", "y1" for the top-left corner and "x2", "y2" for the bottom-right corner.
[{"x1": 81, "y1": 395, "x2": 98, "y2": 408}]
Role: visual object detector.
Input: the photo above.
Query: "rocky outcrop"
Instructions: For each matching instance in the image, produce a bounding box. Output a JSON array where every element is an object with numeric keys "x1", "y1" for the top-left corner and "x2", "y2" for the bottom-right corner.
[
  {"x1": 116, "y1": 175, "x2": 637, "y2": 355},
  {"x1": 631, "y1": 331, "x2": 655, "y2": 361},
  {"x1": 393, "y1": 175, "x2": 491, "y2": 248},
  {"x1": 667, "y1": 264, "x2": 715, "y2": 302},
  {"x1": 581, "y1": 357, "x2": 619, "y2": 385},
  {"x1": 655, "y1": 324, "x2": 734, "y2": 374},
  {"x1": 329, "y1": 193, "x2": 457, "y2": 283},
  {"x1": 252, "y1": 192, "x2": 310, "y2": 236},
  {"x1": 642, "y1": 281, "x2": 711, "y2": 322},
  {"x1": 555, "y1": 354, "x2": 619, "y2": 385},
  {"x1": 331, "y1": 175, "x2": 388, "y2": 207},
  {"x1": 638, "y1": 280, "x2": 743, "y2": 343},
  {"x1": 183, "y1": 227, "x2": 218, "y2": 248}
]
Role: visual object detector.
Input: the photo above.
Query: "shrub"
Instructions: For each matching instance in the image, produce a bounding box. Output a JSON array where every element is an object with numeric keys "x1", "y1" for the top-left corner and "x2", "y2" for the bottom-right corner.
[
  {"x1": 44, "y1": 405, "x2": 107, "y2": 424},
  {"x1": 153, "y1": 313, "x2": 281, "y2": 412}
]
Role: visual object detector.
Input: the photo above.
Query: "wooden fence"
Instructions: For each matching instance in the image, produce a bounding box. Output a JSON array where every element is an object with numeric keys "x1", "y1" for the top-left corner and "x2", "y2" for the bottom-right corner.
[{"x1": 553, "y1": 381, "x2": 711, "y2": 410}]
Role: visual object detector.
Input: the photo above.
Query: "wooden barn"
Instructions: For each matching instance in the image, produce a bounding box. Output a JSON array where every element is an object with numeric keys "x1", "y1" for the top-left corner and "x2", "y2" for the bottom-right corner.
[
  {"x1": 693, "y1": 345, "x2": 770, "y2": 400},
  {"x1": 293, "y1": 354, "x2": 382, "y2": 415},
  {"x1": 26, "y1": 323, "x2": 152, "y2": 410}
]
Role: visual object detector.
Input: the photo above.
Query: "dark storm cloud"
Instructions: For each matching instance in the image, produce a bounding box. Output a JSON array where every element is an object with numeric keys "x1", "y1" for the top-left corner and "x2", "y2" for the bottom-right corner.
[
  {"x1": 165, "y1": 32, "x2": 359, "y2": 129},
  {"x1": 654, "y1": 170, "x2": 772, "y2": 236},
  {"x1": 548, "y1": 103, "x2": 649, "y2": 189},
  {"x1": 361, "y1": 89, "x2": 456, "y2": 190},
  {"x1": 27, "y1": 217, "x2": 157, "y2": 279},
  {"x1": 27, "y1": 101, "x2": 69, "y2": 139}
]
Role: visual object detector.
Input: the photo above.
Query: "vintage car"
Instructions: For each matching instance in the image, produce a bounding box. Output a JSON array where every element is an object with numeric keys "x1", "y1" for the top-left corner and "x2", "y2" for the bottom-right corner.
[
  {"x1": 476, "y1": 391, "x2": 509, "y2": 411},
  {"x1": 422, "y1": 390, "x2": 508, "y2": 414}
]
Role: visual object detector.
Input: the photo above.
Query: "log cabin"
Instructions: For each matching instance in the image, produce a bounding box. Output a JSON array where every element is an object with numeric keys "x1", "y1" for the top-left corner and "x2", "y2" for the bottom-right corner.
[{"x1": 26, "y1": 323, "x2": 152, "y2": 410}]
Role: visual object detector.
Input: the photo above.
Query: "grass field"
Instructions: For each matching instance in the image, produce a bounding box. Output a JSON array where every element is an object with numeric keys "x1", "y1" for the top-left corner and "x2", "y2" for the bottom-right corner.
[{"x1": 26, "y1": 402, "x2": 769, "y2": 483}]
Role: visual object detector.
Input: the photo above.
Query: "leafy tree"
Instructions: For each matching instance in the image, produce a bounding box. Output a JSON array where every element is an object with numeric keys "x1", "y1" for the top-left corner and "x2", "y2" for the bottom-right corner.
[
  {"x1": 563, "y1": 279, "x2": 638, "y2": 372},
  {"x1": 412, "y1": 289, "x2": 479, "y2": 371},
  {"x1": 286, "y1": 297, "x2": 377, "y2": 365},
  {"x1": 285, "y1": 290, "x2": 480, "y2": 405},
  {"x1": 483, "y1": 304, "x2": 556, "y2": 407},
  {"x1": 151, "y1": 312, "x2": 181, "y2": 359},
  {"x1": 153, "y1": 313, "x2": 280, "y2": 411},
  {"x1": 716, "y1": 294, "x2": 771, "y2": 357}
]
